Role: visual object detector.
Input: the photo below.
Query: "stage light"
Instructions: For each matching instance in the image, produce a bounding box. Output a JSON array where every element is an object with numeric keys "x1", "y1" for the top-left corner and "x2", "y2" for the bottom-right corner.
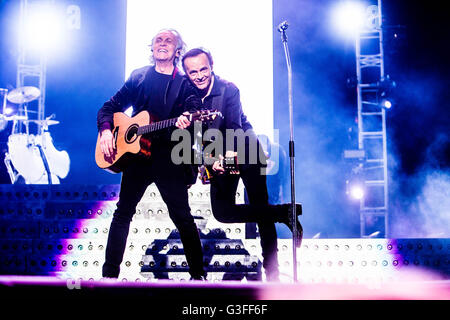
[
  {"x1": 378, "y1": 75, "x2": 396, "y2": 109},
  {"x1": 21, "y1": 3, "x2": 65, "y2": 53},
  {"x1": 331, "y1": 1, "x2": 366, "y2": 37},
  {"x1": 349, "y1": 184, "x2": 365, "y2": 200},
  {"x1": 346, "y1": 164, "x2": 365, "y2": 200},
  {"x1": 4, "y1": 106, "x2": 16, "y2": 116},
  {"x1": 380, "y1": 99, "x2": 392, "y2": 109},
  {"x1": 346, "y1": 178, "x2": 365, "y2": 200}
]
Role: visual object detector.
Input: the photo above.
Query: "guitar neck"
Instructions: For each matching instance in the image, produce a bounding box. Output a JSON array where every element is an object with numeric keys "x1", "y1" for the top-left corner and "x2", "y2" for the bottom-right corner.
[
  {"x1": 137, "y1": 117, "x2": 178, "y2": 136},
  {"x1": 134, "y1": 109, "x2": 219, "y2": 136}
]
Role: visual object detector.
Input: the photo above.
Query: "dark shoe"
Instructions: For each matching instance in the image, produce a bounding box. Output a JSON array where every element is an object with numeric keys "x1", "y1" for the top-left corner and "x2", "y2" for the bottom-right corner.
[
  {"x1": 190, "y1": 275, "x2": 207, "y2": 281},
  {"x1": 102, "y1": 263, "x2": 120, "y2": 279},
  {"x1": 275, "y1": 203, "x2": 302, "y2": 218},
  {"x1": 285, "y1": 203, "x2": 302, "y2": 216},
  {"x1": 277, "y1": 203, "x2": 303, "y2": 247}
]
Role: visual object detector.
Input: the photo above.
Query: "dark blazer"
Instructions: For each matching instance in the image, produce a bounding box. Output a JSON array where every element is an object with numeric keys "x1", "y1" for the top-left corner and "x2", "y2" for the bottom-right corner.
[
  {"x1": 199, "y1": 75, "x2": 265, "y2": 166},
  {"x1": 96, "y1": 65, "x2": 199, "y2": 184},
  {"x1": 97, "y1": 66, "x2": 192, "y2": 132},
  {"x1": 201, "y1": 74, "x2": 252, "y2": 133}
]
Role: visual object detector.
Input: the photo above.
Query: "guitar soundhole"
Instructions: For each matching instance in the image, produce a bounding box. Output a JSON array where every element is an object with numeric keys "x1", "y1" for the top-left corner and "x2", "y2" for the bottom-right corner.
[{"x1": 125, "y1": 125, "x2": 139, "y2": 144}]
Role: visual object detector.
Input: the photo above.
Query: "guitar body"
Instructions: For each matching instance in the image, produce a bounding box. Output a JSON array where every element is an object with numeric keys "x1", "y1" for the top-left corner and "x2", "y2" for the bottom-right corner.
[
  {"x1": 95, "y1": 111, "x2": 150, "y2": 173},
  {"x1": 95, "y1": 109, "x2": 222, "y2": 174}
]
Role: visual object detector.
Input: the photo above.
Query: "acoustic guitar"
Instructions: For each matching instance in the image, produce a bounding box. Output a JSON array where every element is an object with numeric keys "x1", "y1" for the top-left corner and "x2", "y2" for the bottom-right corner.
[{"x1": 95, "y1": 109, "x2": 221, "y2": 173}]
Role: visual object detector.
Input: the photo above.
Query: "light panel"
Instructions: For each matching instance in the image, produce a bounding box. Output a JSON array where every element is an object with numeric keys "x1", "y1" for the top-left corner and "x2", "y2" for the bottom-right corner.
[{"x1": 125, "y1": 0, "x2": 274, "y2": 139}]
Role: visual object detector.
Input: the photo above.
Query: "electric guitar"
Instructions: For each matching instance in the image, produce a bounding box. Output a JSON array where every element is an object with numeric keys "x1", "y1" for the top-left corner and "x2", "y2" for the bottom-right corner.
[
  {"x1": 199, "y1": 153, "x2": 239, "y2": 184},
  {"x1": 95, "y1": 109, "x2": 221, "y2": 173}
]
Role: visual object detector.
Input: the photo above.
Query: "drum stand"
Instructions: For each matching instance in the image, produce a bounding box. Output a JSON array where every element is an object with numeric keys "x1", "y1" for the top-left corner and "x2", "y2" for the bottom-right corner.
[
  {"x1": 3, "y1": 97, "x2": 54, "y2": 184},
  {"x1": 4, "y1": 105, "x2": 31, "y2": 184},
  {"x1": 4, "y1": 153, "x2": 20, "y2": 184},
  {"x1": 0, "y1": 89, "x2": 16, "y2": 183},
  {"x1": 4, "y1": 117, "x2": 20, "y2": 184}
]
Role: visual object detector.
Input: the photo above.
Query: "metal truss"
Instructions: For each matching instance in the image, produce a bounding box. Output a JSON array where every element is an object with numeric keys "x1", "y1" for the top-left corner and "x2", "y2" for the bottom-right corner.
[
  {"x1": 355, "y1": 0, "x2": 389, "y2": 237},
  {"x1": 16, "y1": 0, "x2": 48, "y2": 135}
]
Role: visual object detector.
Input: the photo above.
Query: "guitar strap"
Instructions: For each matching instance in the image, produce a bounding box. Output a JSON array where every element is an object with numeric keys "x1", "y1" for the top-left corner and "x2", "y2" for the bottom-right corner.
[
  {"x1": 166, "y1": 69, "x2": 185, "y2": 117},
  {"x1": 209, "y1": 84, "x2": 226, "y2": 130},
  {"x1": 197, "y1": 84, "x2": 225, "y2": 161}
]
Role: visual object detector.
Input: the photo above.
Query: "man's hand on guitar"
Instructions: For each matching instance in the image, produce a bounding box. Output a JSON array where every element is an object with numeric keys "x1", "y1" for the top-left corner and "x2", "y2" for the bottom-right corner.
[
  {"x1": 175, "y1": 112, "x2": 191, "y2": 129},
  {"x1": 100, "y1": 129, "x2": 115, "y2": 158},
  {"x1": 212, "y1": 151, "x2": 239, "y2": 175},
  {"x1": 212, "y1": 155, "x2": 225, "y2": 174}
]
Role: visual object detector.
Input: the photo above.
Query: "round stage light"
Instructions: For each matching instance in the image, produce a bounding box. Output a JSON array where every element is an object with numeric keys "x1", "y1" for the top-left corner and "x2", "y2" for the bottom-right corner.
[
  {"x1": 381, "y1": 99, "x2": 392, "y2": 109},
  {"x1": 331, "y1": 1, "x2": 366, "y2": 37},
  {"x1": 21, "y1": 3, "x2": 65, "y2": 53},
  {"x1": 349, "y1": 184, "x2": 365, "y2": 200}
]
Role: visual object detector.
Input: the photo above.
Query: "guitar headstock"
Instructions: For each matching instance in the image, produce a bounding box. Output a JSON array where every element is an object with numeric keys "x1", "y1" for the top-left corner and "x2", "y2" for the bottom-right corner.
[{"x1": 191, "y1": 109, "x2": 223, "y2": 122}]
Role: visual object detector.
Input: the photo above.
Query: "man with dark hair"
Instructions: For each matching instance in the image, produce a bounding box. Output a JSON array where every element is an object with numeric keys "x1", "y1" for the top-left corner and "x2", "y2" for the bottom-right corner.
[
  {"x1": 97, "y1": 29, "x2": 206, "y2": 280},
  {"x1": 181, "y1": 47, "x2": 302, "y2": 281}
]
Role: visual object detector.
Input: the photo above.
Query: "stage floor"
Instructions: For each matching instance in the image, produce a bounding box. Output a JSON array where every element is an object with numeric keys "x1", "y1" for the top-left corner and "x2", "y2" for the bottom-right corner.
[
  {"x1": 2, "y1": 184, "x2": 450, "y2": 308},
  {"x1": 1, "y1": 274, "x2": 449, "y2": 300}
]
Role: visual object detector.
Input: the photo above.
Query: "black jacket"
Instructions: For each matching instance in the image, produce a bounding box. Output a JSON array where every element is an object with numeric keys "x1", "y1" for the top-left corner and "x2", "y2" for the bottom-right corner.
[
  {"x1": 96, "y1": 65, "x2": 199, "y2": 184},
  {"x1": 97, "y1": 66, "x2": 195, "y2": 133},
  {"x1": 194, "y1": 75, "x2": 266, "y2": 166},
  {"x1": 200, "y1": 74, "x2": 252, "y2": 133}
]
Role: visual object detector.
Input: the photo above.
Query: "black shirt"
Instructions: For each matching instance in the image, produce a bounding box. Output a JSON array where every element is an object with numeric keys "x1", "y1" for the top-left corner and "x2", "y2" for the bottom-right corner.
[{"x1": 147, "y1": 68, "x2": 172, "y2": 121}]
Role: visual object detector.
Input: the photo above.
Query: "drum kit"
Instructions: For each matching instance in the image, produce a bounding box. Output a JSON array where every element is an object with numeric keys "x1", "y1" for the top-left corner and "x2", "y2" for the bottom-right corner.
[{"x1": 1, "y1": 86, "x2": 70, "y2": 184}]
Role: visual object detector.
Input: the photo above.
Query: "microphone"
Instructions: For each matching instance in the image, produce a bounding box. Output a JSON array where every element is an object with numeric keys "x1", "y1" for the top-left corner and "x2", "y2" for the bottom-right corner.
[{"x1": 277, "y1": 20, "x2": 289, "y2": 32}]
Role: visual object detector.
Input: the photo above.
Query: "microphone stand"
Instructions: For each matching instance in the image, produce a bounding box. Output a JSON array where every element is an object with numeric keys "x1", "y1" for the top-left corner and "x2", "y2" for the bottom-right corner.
[{"x1": 278, "y1": 21, "x2": 298, "y2": 282}]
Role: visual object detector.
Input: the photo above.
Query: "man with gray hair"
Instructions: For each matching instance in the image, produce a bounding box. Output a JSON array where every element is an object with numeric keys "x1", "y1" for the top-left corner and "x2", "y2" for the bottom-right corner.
[{"x1": 97, "y1": 29, "x2": 206, "y2": 280}]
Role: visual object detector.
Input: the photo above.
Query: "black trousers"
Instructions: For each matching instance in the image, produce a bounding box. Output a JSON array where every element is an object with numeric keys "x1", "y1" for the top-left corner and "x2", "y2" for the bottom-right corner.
[
  {"x1": 209, "y1": 163, "x2": 279, "y2": 278},
  {"x1": 102, "y1": 152, "x2": 205, "y2": 279}
]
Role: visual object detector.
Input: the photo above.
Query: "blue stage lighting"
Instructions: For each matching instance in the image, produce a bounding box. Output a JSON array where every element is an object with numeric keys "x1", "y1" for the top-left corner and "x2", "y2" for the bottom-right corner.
[
  {"x1": 345, "y1": 163, "x2": 365, "y2": 200},
  {"x1": 349, "y1": 184, "x2": 365, "y2": 200},
  {"x1": 378, "y1": 75, "x2": 396, "y2": 109},
  {"x1": 331, "y1": 1, "x2": 366, "y2": 37},
  {"x1": 381, "y1": 99, "x2": 392, "y2": 109},
  {"x1": 21, "y1": 3, "x2": 65, "y2": 53},
  {"x1": 346, "y1": 178, "x2": 365, "y2": 200},
  {"x1": 4, "y1": 106, "x2": 16, "y2": 116}
]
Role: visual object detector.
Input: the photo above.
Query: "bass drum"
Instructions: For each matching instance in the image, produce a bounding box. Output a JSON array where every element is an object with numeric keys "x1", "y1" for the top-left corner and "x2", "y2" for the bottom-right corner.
[
  {"x1": 35, "y1": 131, "x2": 70, "y2": 179},
  {"x1": 7, "y1": 132, "x2": 70, "y2": 184},
  {"x1": 7, "y1": 133, "x2": 47, "y2": 184},
  {"x1": 32, "y1": 172, "x2": 60, "y2": 184}
]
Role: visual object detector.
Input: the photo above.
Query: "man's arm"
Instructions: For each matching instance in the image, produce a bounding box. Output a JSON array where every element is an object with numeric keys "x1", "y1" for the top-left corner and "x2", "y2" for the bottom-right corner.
[
  {"x1": 223, "y1": 84, "x2": 243, "y2": 131},
  {"x1": 97, "y1": 76, "x2": 136, "y2": 132},
  {"x1": 211, "y1": 84, "x2": 243, "y2": 173},
  {"x1": 97, "y1": 72, "x2": 138, "y2": 156},
  {"x1": 223, "y1": 84, "x2": 244, "y2": 158}
]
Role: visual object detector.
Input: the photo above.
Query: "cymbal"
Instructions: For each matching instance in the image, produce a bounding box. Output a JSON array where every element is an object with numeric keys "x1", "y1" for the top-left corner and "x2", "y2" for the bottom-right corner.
[
  {"x1": 25, "y1": 119, "x2": 59, "y2": 126},
  {"x1": 7, "y1": 86, "x2": 40, "y2": 104},
  {"x1": 0, "y1": 115, "x2": 28, "y2": 121}
]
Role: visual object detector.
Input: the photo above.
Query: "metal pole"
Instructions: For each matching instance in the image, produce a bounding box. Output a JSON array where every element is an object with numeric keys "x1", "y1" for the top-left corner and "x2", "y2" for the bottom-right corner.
[{"x1": 278, "y1": 21, "x2": 298, "y2": 282}]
